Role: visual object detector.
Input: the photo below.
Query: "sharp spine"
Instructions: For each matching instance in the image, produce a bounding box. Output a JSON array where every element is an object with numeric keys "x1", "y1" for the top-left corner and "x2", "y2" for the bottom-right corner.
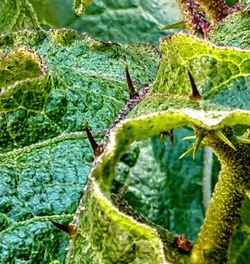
[
  {"x1": 125, "y1": 64, "x2": 139, "y2": 99},
  {"x1": 84, "y1": 122, "x2": 103, "y2": 156},
  {"x1": 182, "y1": 135, "x2": 196, "y2": 141},
  {"x1": 188, "y1": 70, "x2": 202, "y2": 100},
  {"x1": 193, "y1": 132, "x2": 205, "y2": 160},
  {"x1": 160, "y1": 130, "x2": 175, "y2": 146},
  {"x1": 51, "y1": 220, "x2": 77, "y2": 237},
  {"x1": 234, "y1": 136, "x2": 250, "y2": 144},
  {"x1": 215, "y1": 130, "x2": 237, "y2": 151},
  {"x1": 179, "y1": 146, "x2": 194, "y2": 159}
]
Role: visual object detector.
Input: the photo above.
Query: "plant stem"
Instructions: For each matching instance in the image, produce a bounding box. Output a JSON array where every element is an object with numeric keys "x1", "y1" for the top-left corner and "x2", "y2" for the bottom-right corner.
[{"x1": 191, "y1": 131, "x2": 250, "y2": 263}]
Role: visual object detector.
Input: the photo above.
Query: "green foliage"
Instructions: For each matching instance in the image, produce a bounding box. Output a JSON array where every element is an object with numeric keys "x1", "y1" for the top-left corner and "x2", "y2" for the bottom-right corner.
[
  {"x1": 115, "y1": 128, "x2": 205, "y2": 241},
  {"x1": 209, "y1": 11, "x2": 250, "y2": 48},
  {"x1": 0, "y1": 0, "x2": 40, "y2": 33},
  {"x1": 5, "y1": 0, "x2": 183, "y2": 45},
  {"x1": 67, "y1": 28, "x2": 250, "y2": 263},
  {"x1": 0, "y1": 29, "x2": 158, "y2": 263},
  {"x1": 0, "y1": 1, "x2": 250, "y2": 264}
]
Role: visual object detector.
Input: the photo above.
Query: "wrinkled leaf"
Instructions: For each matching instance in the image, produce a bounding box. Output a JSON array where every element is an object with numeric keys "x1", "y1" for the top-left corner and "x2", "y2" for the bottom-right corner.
[
  {"x1": 114, "y1": 128, "x2": 205, "y2": 241},
  {"x1": 209, "y1": 11, "x2": 250, "y2": 49},
  {"x1": 0, "y1": 0, "x2": 40, "y2": 33},
  {"x1": 0, "y1": 29, "x2": 158, "y2": 263},
  {"x1": 29, "y1": 0, "x2": 183, "y2": 45},
  {"x1": 67, "y1": 31, "x2": 250, "y2": 263}
]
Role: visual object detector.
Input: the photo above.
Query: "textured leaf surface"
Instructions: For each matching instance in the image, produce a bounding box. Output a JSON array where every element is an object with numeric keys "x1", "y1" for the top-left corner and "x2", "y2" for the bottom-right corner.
[
  {"x1": 67, "y1": 32, "x2": 250, "y2": 263},
  {"x1": 228, "y1": 197, "x2": 250, "y2": 263},
  {"x1": 208, "y1": 11, "x2": 250, "y2": 49},
  {"x1": 0, "y1": 0, "x2": 40, "y2": 33},
  {"x1": 0, "y1": 29, "x2": 158, "y2": 263},
  {"x1": 29, "y1": 0, "x2": 182, "y2": 45},
  {"x1": 114, "y1": 129, "x2": 205, "y2": 241},
  {"x1": 207, "y1": 11, "x2": 250, "y2": 263}
]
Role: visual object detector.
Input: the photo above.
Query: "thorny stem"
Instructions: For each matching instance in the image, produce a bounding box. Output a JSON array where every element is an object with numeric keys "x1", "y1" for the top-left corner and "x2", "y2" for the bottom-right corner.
[{"x1": 191, "y1": 130, "x2": 250, "y2": 263}]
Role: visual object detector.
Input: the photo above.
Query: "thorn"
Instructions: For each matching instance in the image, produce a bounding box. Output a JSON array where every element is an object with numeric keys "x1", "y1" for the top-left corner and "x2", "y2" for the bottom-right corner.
[
  {"x1": 167, "y1": 129, "x2": 175, "y2": 146},
  {"x1": 160, "y1": 130, "x2": 175, "y2": 146},
  {"x1": 174, "y1": 235, "x2": 193, "y2": 253},
  {"x1": 234, "y1": 136, "x2": 250, "y2": 144},
  {"x1": 160, "y1": 132, "x2": 167, "y2": 142},
  {"x1": 179, "y1": 146, "x2": 194, "y2": 160},
  {"x1": 84, "y1": 122, "x2": 103, "y2": 156},
  {"x1": 188, "y1": 70, "x2": 202, "y2": 100},
  {"x1": 125, "y1": 64, "x2": 138, "y2": 99},
  {"x1": 182, "y1": 136, "x2": 196, "y2": 141},
  {"x1": 214, "y1": 130, "x2": 237, "y2": 151},
  {"x1": 51, "y1": 221, "x2": 77, "y2": 238},
  {"x1": 117, "y1": 181, "x2": 131, "y2": 202},
  {"x1": 193, "y1": 132, "x2": 205, "y2": 160}
]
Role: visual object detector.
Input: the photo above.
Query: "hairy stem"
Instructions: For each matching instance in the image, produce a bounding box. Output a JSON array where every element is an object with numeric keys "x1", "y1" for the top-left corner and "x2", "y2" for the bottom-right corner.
[{"x1": 191, "y1": 131, "x2": 250, "y2": 263}]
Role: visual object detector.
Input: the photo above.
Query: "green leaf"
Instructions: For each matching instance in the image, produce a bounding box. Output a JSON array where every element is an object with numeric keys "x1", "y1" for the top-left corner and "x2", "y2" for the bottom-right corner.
[
  {"x1": 0, "y1": 0, "x2": 40, "y2": 33},
  {"x1": 208, "y1": 11, "x2": 250, "y2": 49},
  {"x1": 67, "y1": 33, "x2": 250, "y2": 263},
  {"x1": 0, "y1": 29, "x2": 158, "y2": 263},
  {"x1": 29, "y1": 0, "x2": 183, "y2": 44},
  {"x1": 115, "y1": 128, "x2": 205, "y2": 241}
]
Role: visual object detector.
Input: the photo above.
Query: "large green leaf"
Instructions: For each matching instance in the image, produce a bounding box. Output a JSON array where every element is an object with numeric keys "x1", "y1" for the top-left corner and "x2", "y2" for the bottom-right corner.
[
  {"x1": 29, "y1": 0, "x2": 183, "y2": 45},
  {"x1": 67, "y1": 28, "x2": 250, "y2": 262},
  {"x1": 0, "y1": 29, "x2": 158, "y2": 263}
]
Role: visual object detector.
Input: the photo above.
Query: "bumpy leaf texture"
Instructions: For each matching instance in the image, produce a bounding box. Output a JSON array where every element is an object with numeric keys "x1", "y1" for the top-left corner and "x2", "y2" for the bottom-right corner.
[
  {"x1": 0, "y1": 30, "x2": 158, "y2": 263},
  {"x1": 0, "y1": 0, "x2": 40, "y2": 33},
  {"x1": 2, "y1": 0, "x2": 183, "y2": 45},
  {"x1": 67, "y1": 11, "x2": 250, "y2": 264}
]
